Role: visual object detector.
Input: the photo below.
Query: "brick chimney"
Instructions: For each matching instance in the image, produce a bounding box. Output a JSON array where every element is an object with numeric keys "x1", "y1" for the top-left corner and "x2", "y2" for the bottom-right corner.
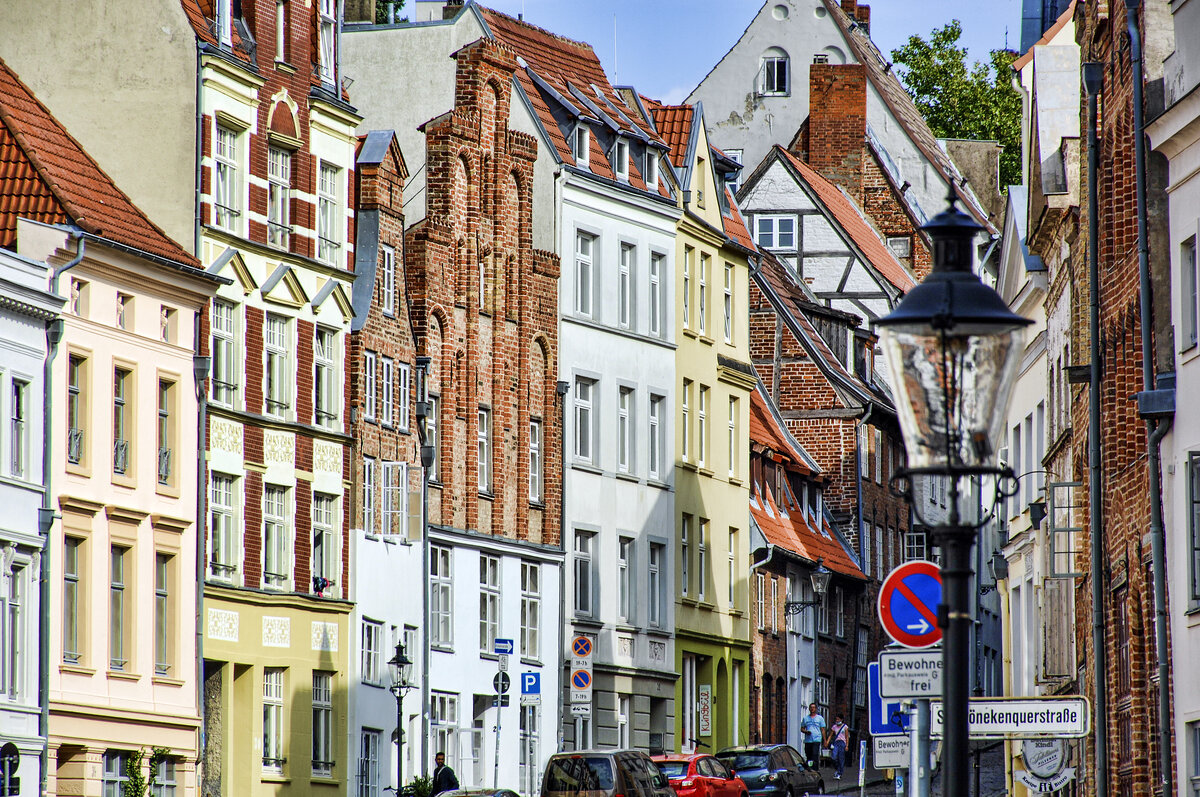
[
  {"x1": 839, "y1": 0, "x2": 871, "y2": 33},
  {"x1": 803, "y1": 62, "x2": 868, "y2": 205}
]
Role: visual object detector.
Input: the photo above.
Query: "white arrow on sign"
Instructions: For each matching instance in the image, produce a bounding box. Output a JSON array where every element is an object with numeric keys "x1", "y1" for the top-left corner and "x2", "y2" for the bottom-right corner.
[{"x1": 906, "y1": 619, "x2": 931, "y2": 633}]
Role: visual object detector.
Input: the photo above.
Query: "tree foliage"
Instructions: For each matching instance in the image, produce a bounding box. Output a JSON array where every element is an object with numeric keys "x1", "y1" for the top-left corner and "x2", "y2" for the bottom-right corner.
[
  {"x1": 375, "y1": 0, "x2": 406, "y2": 24},
  {"x1": 890, "y1": 20, "x2": 1022, "y2": 189}
]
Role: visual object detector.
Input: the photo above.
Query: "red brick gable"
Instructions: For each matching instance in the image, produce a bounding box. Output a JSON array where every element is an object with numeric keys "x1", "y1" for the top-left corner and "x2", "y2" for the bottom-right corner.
[{"x1": 0, "y1": 57, "x2": 197, "y2": 266}]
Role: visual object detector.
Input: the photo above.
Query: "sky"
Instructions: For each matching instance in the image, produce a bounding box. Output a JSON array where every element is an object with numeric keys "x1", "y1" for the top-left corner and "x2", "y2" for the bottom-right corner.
[{"x1": 473, "y1": 0, "x2": 1026, "y2": 104}]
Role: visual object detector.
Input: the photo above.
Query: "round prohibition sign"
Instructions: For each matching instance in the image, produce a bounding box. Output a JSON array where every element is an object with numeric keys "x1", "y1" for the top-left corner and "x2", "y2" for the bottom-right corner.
[
  {"x1": 571, "y1": 669, "x2": 592, "y2": 690},
  {"x1": 877, "y1": 560, "x2": 943, "y2": 648},
  {"x1": 572, "y1": 636, "x2": 593, "y2": 657}
]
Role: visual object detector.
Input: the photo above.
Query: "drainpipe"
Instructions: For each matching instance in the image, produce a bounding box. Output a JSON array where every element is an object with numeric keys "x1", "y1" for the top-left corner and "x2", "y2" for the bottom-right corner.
[
  {"x1": 415, "y1": 356, "x2": 432, "y2": 777},
  {"x1": 193, "y1": 313, "x2": 211, "y2": 785},
  {"x1": 1124, "y1": 3, "x2": 1174, "y2": 793},
  {"x1": 38, "y1": 236, "x2": 86, "y2": 795},
  {"x1": 1082, "y1": 61, "x2": 1109, "y2": 797},
  {"x1": 555, "y1": 379, "x2": 569, "y2": 751}
]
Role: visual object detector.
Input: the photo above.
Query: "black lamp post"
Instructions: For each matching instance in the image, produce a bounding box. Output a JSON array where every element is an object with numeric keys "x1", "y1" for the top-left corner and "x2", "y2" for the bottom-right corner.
[
  {"x1": 876, "y1": 196, "x2": 1029, "y2": 797},
  {"x1": 389, "y1": 641, "x2": 416, "y2": 795}
]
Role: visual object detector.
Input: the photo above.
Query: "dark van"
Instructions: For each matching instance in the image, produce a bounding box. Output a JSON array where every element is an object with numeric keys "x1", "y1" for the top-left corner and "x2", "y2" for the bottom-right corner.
[{"x1": 541, "y1": 750, "x2": 675, "y2": 797}]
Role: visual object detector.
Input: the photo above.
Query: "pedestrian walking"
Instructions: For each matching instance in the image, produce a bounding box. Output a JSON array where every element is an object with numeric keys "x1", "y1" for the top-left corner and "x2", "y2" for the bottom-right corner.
[
  {"x1": 828, "y1": 714, "x2": 850, "y2": 779},
  {"x1": 431, "y1": 751, "x2": 460, "y2": 797},
  {"x1": 800, "y1": 703, "x2": 827, "y2": 771}
]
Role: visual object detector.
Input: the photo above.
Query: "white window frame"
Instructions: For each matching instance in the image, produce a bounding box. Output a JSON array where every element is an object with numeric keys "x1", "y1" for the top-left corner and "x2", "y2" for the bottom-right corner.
[
  {"x1": 319, "y1": 0, "x2": 336, "y2": 83},
  {"x1": 698, "y1": 254, "x2": 708, "y2": 336},
  {"x1": 382, "y1": 461, "x2": 408, "y2": 537},
  {"x1": 682, "y1": 247, "x2": 692, "y2": 329},
  {"x1": 214, "y1": 124, "x2": 240, "y2": 231},
  {"x1": 649, "y1": 252, "x2": 663, "y2": 336},
  {"x1": 214, "y1": 0, "x2": 232, "y2": 45},
  {"x1": 723, "y1": 263, "x2": 734, "y2": 344},
  {"x1": 756, "y1": 572, "x2": 765, "y2": 630},
  {"x1": 1, "y1": 563, "x2": 25, "y2": 697},
  {"x1": 681, "y1": 380, "x2": 691, "y2": 462},
  {"x1": 359, "y1": 730, "x2": 381, "y2": 797},
  {"x1": 315, "y1": 327, "x2": 338, "y2": 429},
  {"x1": 617, "y1": 386, "x2": 632, "y2": 474},
  {"x1": 728, "y1": 528, "x2": 737, "y2": 610},
  {"x1": 317, "y1": 161, "x2": 341, "y2": 264},
  {"x1": 110, "y1": 546, "x2": 128, "y2": 671},
  {"x1": 614, "y1": 138, "x2": 629, "y2": 181},
  {"x1": 263, "y1": 668, "x2": 285, "y2": 772},
  {"x1": 574, "y1": 378, "x2": 595, "y2": 464},
  {"x1": 575, "y1": 232, "x2": 594, "y2": 318},
  {"x1": 312, "y1": 671, "x2": 334, "y2": 776},
  {"x1": 834, "y1": 586, "x2": 845, "y2": 637},
  {"x1": 698, "y1": 386, "x2": 708, "y2": 468},
  {"x1": 529, "y1": 419, "x2": 544, "y2": 503},
  {"x1": 760, "y1": 51, "x2": 789, "y2": 96},
  {"x1": 479, "y1": 554, "x2": 500, "y2": 653},
  {"x1": 10, "y1": 378, "x2": 28, "y2": 480},
  {"x1": 728, "y1": 396, "x2": 738, "y2": 478},
  {"x1": 478, "y1": 407, "x2": 492, "y2": 494},
  {"x1": 520, "y1": 562, "x2": 540, "y2": 659},
  {"x1": 698, "y1": 519, "x2": 708, "y2": 602},
  {"x1": 275, "y1": 0, "x2": 287, "y2": 62},
  {"x1": 397, "y1": 362, "x2": 411, "y2": 432},
  {"x1": 431, "y1": 546, "x2": 453, "y2": 648},
  {"x1": 574, "y1": 530, "x2": 595, "y2": 617},
  {"x1": 361, "y1": 619, "x2": 383, "y2": 685},
  {"x1": 618, "y1": 243, "x2": 634, "y2": 329},
  {"x1": 211, "y1": 300, "x2": 238, "y2": 408},
  {"x1": 381, "y1": 245, "x2": 396, "y2": 316},
  {"x1": 362, "y1": 457, "x2": 377, "y2": 535},
  {"x1": 573, "y1": 125, "x2": 590, "y2": 168},
  {"x1": 618, "y1": 537, "x2": 632, "y2": 624},
  {"x1": 755, "y1": 215, "x2": 796, "y2": 250},
  {"x1": 153, "y1": 554, "x2": 171, "y2": 675},
  {"x1": 264, "y1": 314, "x2": 291, "y2": 418},
  {"x1": 267, "y1": 147, "x2": 292, "y2": 248},
  {"x1": 1184, "y1": 236, "x2": 1198, "y2": 350},
  {"x1": 649, "y1": 395, "x2": 663, "y2": 480},
  {"x1": 381, "y1": 357, "x2": 395, "y2": 427},
  {"x1": 648, "y1": 544, "x2": 664, "y2": 627},
  {"x1": 364, "y1": 351, "x2": 377, "y2": 421},
  {"x1": 312, "y1": 493, "x2": 338, "y2": 593},
  {"x1": 646, "y1": 152, "x2": 659, "y2": 190},
  {"x1": 681, "y1": 515, "x2": 691, "y2": 598},
  {"x1": 263, "y1": 486, "x2": 290, "y2": 590},
  {"x1": 210, "y1": 473, "x2": 239, "y2": 581}
]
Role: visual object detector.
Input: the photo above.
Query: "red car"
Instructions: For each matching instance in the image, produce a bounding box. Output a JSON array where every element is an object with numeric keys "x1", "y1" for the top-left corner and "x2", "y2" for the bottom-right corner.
[{"x1": 652, "y1": 754, "x2": 749, "y2": 797}]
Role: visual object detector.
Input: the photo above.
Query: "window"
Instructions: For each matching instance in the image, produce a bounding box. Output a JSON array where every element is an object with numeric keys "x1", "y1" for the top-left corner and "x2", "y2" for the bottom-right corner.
[
  {"x1": 69, "y1": 277, "x2": 88, "y2": 317},
  {"x1": 318, "y1": 0, "x2": 336, "y2": 83},
  {"x1": 63, "y1": 538, "x2": 81, "y2": 663},
  {"x1": 529, "y1": 419, "x2": 543, "y2": 503},
  {"x1": 618, "y1": 387, "x2": 632, "y2": 474},
  {"x1": 1184, "y1": 237, "x2": 1198, "y2": 350},
  {"x1": 157, "y1": 379, "x2": 174, "y2": 485},
  {"x1": 906, "y1": 528, "x2": 927, "y2": 562},
  {"x1": 681, "y1": 515, "x2": 691, "y2": 597},
  {"x1": 214, "y1": 125, "x2": 240, "y2": 230},
  {"x1": 723, "y1": 264, "x2": 734, "y2": 343},
  {"x1": 10, "y1": 379, "x2": 27, "y2": 478},
  {"x1": 103, "y1": 752, "x2": 130, "y2": 797},
  {"x1": 263, "y1": 486, "x2": 290, "y2": 589},
  {"x1": 727, "y1": 397, "x2": 738, "y2": 477},
  {"x1": 67, "y1": 354, "x2": 86, "y2": 464},
  {"x1": 264, "y1": 315, "x2": 291, "y2": 417},
  {"x1": 645, "y1": 152, "x2": 659, "y2": 190},
  {"x1": 681, "y1": 379, "x2": 691, "y2": 462},
  {"x1": 698, "y1": 386, "x2": 708, "y2": 467},
  {"x1": 381, "y1": 357, "x2": 394, "y2": 427},
  {"x1": 574, "y1": 530, "x2": 595, "y2": 616},
  {"x1": 618, "y1": 537, "x2": 632, "y2": 623},
  {"x1": 150, "y1": 757, "x2": 177, "y2": 797},
  {"x1": 649, "y1": 395, "x2": 663, "y2": 480},
  {"x1": 834, "y1": 587, "x2": 845, "y2": 637},
  {"x1": 362, "y1": 457, "x2": 377, "y2": 535},
  {"x1": 381, "y1": 244, "x2": 396, "y2": 315},
  {"x1": 770, "y1": 577, "x2": 778, "y2": 631},
  {"x1": 698, "y1": 519, "x2": 708, "y2": 602},
  {"x1": 648, "y1": 544, "x2": 664, "y2": 627},
  {"x1": 364, "y1": 351, "x2": 377, "y2": 421},
  {"x1": 477, "y1": 407, "x2": 492, "y2": 494},
  {"x1": 313, "y1": 493, "x2": 337, "y2": 592},
  {"x1": 520, "y1": 706, "x2": 541, "y2": 797},
  {"x1": 154, "y1": 554, "x2": 172, "y2": 675},
  {"x1": 649, "y1": 253, "x2": 663, "y2": 335},
  {"x1": 318, "y1": 162, "x2": 341, "y2": 263},
  {"x1": 209, "y1": 474, "x2": 238, "y2": 580},
  {"x1": 211, "y1": 300, "x2": 238, "y2": 406},
  {"x1": 618, "y1": 695, "x2": 631, "y2": 746},
  {"x1": 725, "y1": 149, "x2": 744, "y2": 194},
  {"x1": 520, "y1": 562, "x2": 540, "y2": 659},
  {"x1": 382, "y1": 461, "x2": 407, "y2": 537},
  {"x1": 267, "y1": 147, "x2": 291, "y2": 248},
  {"x1": 817, "y1": 587, "x2": 829, "y2": 634},
  {"x1": 613, "y1": 138, "x2": 630, "y2": 181},
  {"x1": 479, "y1": 554, "x2": 500, "y2": 653},
  {"x1": 315, "y1": 329, "x2": 338, "y2": 428},
  {"x1": 887, "y1": 236, "x2": 912, "y2": 259},
  {"x1": 816, "y1": 676, "x2": 830, "y2": 715},
  {"x1": 1190, "y1": 453, "x2": 1200, "y2": 605},
  {"x1": 574, "y1": 378, "x2": 595, "y2": 464},
  {"x1": 575, "y1": 232, "x2": 594, "y2": 317},
  {"x1": 728, "y1": 528, "x2": 737, "y2": 609},
  {"x1": 619, "y1": 243, "x2": 634, "y2": 329},
  {"x1": 1, "y1": 565, "x2": 23, "y2": 696},
  {"x1": 1189, "y1": 721, "x2": 1200, "y2": 797},
  {"x1": 397, "y1": 363, "x2": 411, "y2": 431},
  {"x1": 275, "y1": 0, "x2": 287, "y2": 61},
  {"x1": 362, "y1": 620, "x2": 383, "y2": 684},
  {"x1": 756, "y1": 573, "x2": 765, "y2": 629},
  {"x1": 263, "y1": 668, "x2": 285, "y2": 772},
  {"x1": 359, "y1": 730, "x2": 381, "y2": 797},
  {"x1": 116, "y1": 293, "x2": 131, "y2": 329},
  {"x1": 312, "y1": 671, "x2": 334, "y2": 776},
  {"x1": 427, "y1": 394, "x2": 441, "y2": 482},
  {"x1": 110, "y1": 546, "x2": 128, "y2": 670},
  {"x1": 113, "y1": 368, "x2": 130, "y2": 476},
  {"x1": 573, "y1": 126, "x2": 590, "y2": 168},
  {"x1": 755, "y1": 215, "x2": 795, "y2": 250},
  {"x1": 696, "y1": 156, "x2": 708, "y2": 207},
  {"x1": 698, "y1": 254, "x2": 709, "y2": 336},
  {"x1": 760, "y1": 49, "x2": 789, "y2": 95},
  {"x1": 431, "y1": 546, "x2": 452, "y2": 647},
  {"x1": 683, "y1": 247, "x2": 693, "y2": 329},
  {"x1": 431, "y1": 692, "x2": 459, "y2": 762}
]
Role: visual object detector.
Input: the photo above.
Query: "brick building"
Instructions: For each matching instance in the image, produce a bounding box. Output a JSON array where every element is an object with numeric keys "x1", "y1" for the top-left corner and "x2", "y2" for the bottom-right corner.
[
  {"x1": 1070, "y1": 2, "x2": 1176, "y2": 797},
  {"x1": 747, "y1": 382, "x2": 866, "y2": 747}
]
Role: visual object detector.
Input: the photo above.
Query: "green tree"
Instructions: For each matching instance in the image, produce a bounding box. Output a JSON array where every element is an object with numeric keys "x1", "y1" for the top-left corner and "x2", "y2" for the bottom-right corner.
[
  {"x1": 891, "y1": 20, "x2": 1022, "y2": 189},
  {"x1": 375, "y1": 0, "x2": 406, "y2": 24}
]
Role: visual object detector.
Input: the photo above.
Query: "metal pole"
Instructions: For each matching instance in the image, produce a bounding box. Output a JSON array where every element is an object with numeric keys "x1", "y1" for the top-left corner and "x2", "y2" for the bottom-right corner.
[
  {"x1": 397, "y1": 689, "x2": 405, "y2": 795},
  {"x1": 934, "y1": 474, "x2": 974, "y2": 797},
  {"x1": 416, "y1": 356, "x2": 433, "y2": 777},
  {"x1": 909, "y1": 699, "x2": 930, "y2": 797},
  {"x1": 494, "y1": 699, "x2": 502, "y2": 789}
]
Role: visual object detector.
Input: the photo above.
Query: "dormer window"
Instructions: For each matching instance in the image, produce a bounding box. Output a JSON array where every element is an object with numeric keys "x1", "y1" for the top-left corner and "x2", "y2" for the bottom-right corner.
[
  {"x1": 645, "y1": 152, "x2": 659, "y2": 190},
  {"x1": 573, "y1": 125, "x2": 590, "y2": 169},
  {"x1": 215, "y1": 0, "x2": 232, "y2": 45},
  {"x1": 613, "y1": 138, "x2": 629, "y2": 182}
]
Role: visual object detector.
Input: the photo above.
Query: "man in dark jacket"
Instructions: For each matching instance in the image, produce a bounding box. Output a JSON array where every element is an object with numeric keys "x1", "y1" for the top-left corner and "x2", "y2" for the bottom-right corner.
[{"x1": 431, "y1": 752, "x2": 459, "y2": 796}]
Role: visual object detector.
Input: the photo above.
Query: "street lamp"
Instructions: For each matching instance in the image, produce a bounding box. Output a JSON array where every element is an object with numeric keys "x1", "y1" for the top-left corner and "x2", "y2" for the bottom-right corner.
[
  {"x1": 389, "y1": 641, "x2": 417, "y2": 795},
  {"x1": 876, "y1": 195, "x2": 1029, "y2": 797}
]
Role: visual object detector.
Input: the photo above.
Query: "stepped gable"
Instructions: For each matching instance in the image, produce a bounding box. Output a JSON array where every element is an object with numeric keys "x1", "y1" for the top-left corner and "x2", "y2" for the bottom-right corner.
[
  {"x1": 819, "y1": 0, "x2": 996, "y2": 233},
  {"x1": 778, "y1": 147, "x2": 914, "y2": 292},
  {"x1": 0, "y1": 57, "x2": 197, "y2": 266}
]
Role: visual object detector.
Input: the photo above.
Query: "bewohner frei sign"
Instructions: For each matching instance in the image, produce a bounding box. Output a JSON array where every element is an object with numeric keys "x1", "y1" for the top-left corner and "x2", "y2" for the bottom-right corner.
[
  {"x1": 929, "y1": 697, "x2": 1090, "y2": 739},
  {"x1": 878, "y1": 648, "x2": 943, "y2": 698}
]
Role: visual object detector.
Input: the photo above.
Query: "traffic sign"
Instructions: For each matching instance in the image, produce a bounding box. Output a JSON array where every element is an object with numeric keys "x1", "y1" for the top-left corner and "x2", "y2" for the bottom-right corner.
[
  {"x1": 493, "y1": 672, "x2": 511, "y2": 694},
  {"x1": 570, "y1": 668, "x2": 592, "y2": 703},
  {"x1": 929, "y1": 697, "x2": 1091, "y2": 739},
  {"x1": 878, "y1": 561, "x2": 943, "y2": 648},
  {"x1": 873, "y1": 735, "x2": 910, "y2": 769},
  {"x1": 867, "y1": 663, "x2": 910, "y2": 736},
  {"x1": 521, "y1": 672, "x2": 541, "y2": 695},
  {"x1": 570, "y1": 703, "x2": 591, "y2": 717},
  {"x1": 520, "y1": 693, "x2": 541, "y2": 706},
  {"x1": 878, "y1": 648, "x2": 943, "y2": 697},
  {"x1": 571, "y1": 636, "x2": 593, "y2": 657},
  {"x1": 492, "y1": 694, "x2": 511, "y2": 708},
  {"x1": 498, "y1": 654, "x2": 509, "y2": 672},
  {"x1": 494, "y1": 638, "x2": 514, "y2": 655}
]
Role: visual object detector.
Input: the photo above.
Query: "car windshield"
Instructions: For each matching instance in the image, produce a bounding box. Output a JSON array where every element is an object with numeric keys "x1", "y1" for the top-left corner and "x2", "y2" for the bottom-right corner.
[
  {"x1": 656, "y1": 762, "x2": 688, "y2": 778},
  {"x1": 717, "y1": 753, "x2": 769, "y2": 773},
  {"x1": 544, "y1": 757, "x2": 616, "y2": 793}
]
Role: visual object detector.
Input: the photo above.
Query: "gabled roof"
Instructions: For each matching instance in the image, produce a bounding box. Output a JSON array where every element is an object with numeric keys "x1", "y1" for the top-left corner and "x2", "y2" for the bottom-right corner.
[
  {"x1": 722, "y1": 188, "x2": 756, "y2": 252},
  {"x1": 0, "y1": 58, "x2": 198, "y2": 268},
  {"x1": 776, "y1": 147, "x2": 915, "y2": 292},
  {"x1": 818, "y1": 0, "x2": 996, "y2": 234}
]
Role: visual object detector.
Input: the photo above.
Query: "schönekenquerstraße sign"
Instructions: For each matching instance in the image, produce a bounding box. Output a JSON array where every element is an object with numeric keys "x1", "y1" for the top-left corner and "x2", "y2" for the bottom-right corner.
[{"x1": 929, "y1": 697, "x2": 1091, "y2": 739}]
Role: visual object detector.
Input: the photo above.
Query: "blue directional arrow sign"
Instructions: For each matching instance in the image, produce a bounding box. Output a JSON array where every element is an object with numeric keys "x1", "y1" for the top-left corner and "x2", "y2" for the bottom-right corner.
[
  {"x1": 494, "y1": 637, "x2": 514, "y2": 655},
  {"x1": 868, "y1": 663, "x2": 911, "y2": 736}
]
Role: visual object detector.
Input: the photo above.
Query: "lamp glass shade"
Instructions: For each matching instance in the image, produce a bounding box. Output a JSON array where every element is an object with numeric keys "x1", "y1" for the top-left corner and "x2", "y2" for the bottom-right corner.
[
  {"x1": 810, "y1": 566, "x2": 832, "y2": 597},
  {"x1": 388, "y1": 646, "x2": 412, "y2": 689},
  {"x1": 879, "y1": 324, "x2": 1025, "y2": 469}
]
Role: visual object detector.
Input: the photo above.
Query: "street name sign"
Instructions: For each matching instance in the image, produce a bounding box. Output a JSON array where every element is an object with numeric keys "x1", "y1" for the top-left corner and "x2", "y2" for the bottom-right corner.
[
  {"x1": 873, "y1": 735, "x2": 910, "y2": 769},
  {"x1": 867, "y1": 663, "x2": 910, "y2": 736},
  {"x1": 878, "y1": 648, "x2": 943, "y2": 697},
  {"x1": 930, "y1": 697, "x2": 1091, "y2": 739},
  {"x1": 878, "y1": 561, "x2": 943, "y2": 648}
]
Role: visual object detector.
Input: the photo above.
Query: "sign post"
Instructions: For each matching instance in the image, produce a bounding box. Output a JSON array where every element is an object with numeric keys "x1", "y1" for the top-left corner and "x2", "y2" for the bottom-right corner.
[
  {"x1": 909, "y1": 700, "x2": 931, "y2": 797},
  {"x1": 569, "y1": 635, "x2": 593, "y2": 716},
  {"x1": 492, "y1": 639, "x2": 513, "y2": 789}
]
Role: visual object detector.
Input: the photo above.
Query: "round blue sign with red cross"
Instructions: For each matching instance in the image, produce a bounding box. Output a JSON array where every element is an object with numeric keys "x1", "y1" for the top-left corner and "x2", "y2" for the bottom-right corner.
[{"x1": 877, "y1": 560, "x2": 943, "y2": 649}]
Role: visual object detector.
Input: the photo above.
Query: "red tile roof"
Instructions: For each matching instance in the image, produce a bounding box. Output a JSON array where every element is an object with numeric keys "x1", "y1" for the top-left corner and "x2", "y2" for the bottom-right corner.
[
  {"x1": 650, "y1": 105, "x2": 693, "y2": 169},
  {"x1": 1011, "y1": 0, "x2": 1078, "y2": 71},
  {"x1": 0, "y1": 58, "x2": 197, "y2": 266},
  {"x1": 722, "y1": 188, "x2": 756, "y2": 252},
  {"x1": 777, "y1": 147, "x2": 914, "y2": 292}
]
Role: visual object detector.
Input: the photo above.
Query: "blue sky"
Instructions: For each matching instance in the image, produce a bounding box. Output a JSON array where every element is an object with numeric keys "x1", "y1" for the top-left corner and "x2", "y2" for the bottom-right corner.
[{"x1": 477, "y1": 0, "x2": 1025, "y2": 103}]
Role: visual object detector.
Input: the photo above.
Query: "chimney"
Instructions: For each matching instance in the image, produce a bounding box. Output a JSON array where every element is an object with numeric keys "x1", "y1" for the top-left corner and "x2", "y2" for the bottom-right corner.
[
  {"x1": 444, "y1": 0, "x2": 464, "y2": 20},
  {"x1": 803, "y1": 63, "x2": 868, "y2": 204},
  {"x1": 840, "y1": 0, "x2": 871, "y2": 33}
]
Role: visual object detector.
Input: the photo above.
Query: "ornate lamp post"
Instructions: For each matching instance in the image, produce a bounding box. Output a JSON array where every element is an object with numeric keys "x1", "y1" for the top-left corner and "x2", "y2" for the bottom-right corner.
[
  {"x1": 876, "y1": 196, "x2": 1029, "y2": 797},
  {"x1": 389, "y1": 641, "x2": 417, "y2": 795}
]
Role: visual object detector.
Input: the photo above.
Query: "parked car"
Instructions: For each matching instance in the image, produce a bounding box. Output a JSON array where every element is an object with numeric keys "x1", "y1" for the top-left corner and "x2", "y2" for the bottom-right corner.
[
  {"x1": 715, "y1": 745, "x2": 823, "y2": 797},
  {"x1": 652, "y1": 753, "x2": 749, "y2": 797},
  {"x1": 441, "y1": 790, "x2": 521, "y2": 797},
  {"x1": 541, "y1": 750, "x2": 675, "y2": 797}
]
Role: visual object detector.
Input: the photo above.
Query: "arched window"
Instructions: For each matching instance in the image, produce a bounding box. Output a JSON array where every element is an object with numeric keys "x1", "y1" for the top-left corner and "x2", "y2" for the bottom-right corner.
[{"x1": 759, "y1": 47, "x2": 790, "y2": 96}]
